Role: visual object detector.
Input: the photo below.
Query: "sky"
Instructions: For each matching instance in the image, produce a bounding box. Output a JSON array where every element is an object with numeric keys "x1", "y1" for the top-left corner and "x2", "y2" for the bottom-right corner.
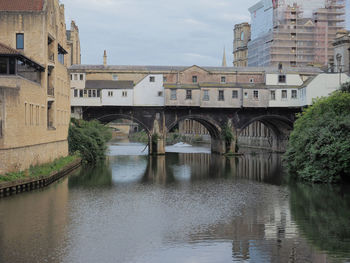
[{"x1": 62, "y1": 0, "x2": 350, "y2": 67}]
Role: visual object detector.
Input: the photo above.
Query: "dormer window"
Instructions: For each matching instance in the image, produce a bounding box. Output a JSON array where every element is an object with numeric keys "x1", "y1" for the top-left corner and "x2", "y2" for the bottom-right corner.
[
  {"x1": 278, "y1": 75, "x2": 286, "y2": 83},
  {"x1": 192, "y1": 76, "x2": 198, "y2": 83}
]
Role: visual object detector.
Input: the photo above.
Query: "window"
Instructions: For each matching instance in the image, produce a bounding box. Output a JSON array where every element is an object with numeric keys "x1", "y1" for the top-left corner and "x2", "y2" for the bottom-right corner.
[
  {"x1": 186, "y1": 90, "x2": 192, "y2": 100},
  {"x1": 92, "y1": 90, "x2": 96, "y2": 97},
  {"x1": 241, "y1": 31, "x2": 244, "y2": 40},
  {"x1": 249, "y1": 78, "x2": 254, "y2": 83},
  {"x1": 71, "y1": 74, "x2": 73, "y2": 80},
  {"x1": 97, "y1": 90, "x2": 101, "y2": 97},
  {"x1": 221, "y1": 76, "x2": 226, "y2": 83},
  {"x1": 291, "y1": 90, "x2": 298, "y2": 99},
  {"x1": 170, "y1": 89, "x2": 177, "y2": 100},
  {"x1": 0, "y1": 58, "x2": 16, "y2": 75},
  {"x1": 150, "y1": 76, "x2": 155, "y2": 82},
  {"x1": 112, "y1": 74, "x2": 118, "y2": 81},
  {"x1": 16, "y1": 33, "x2": 24, "y2": 49},
  {"x1": 79, "y1": 90, "x2": 83, "y2": 97},
  {"x1": 278, "y1": 75, "x2": 286, "y2": 83},
  {"x1": 158, "y1": 91, "x2": 163, "y2": 97},
  {"x1": 192, "y1": 76, "x2": 197, "y2": 83},
  {"x1": 88, "y1": 90, "x2": 92, "y2": 97},
  {"x1": 108, "y1": 91, "x2": 113, "y2": 97},
  {"x1": 58, "y1": 53, "x2": 64, "y2": 64},
  {"x1": 163, "y1": 76, "x2": 167, "y2": 83},
  {"x1": 282, "y1": 90, "x2": 287, "y2": 100},
  {"x1": 0, "y1": 58, "x2": 7, "y2": 74},
  {"x1": 122, "y1": 91, "x2": 127, "y2": 97},
  {"x1": 203, "y1": 90, "x2": 209, "y2": 101},
  {"x1": 253, "y1": 90, "x2": 259, "y2": 100},
  {"x1": 80, "y1": 74, "x2": 84, "y2": 80},
  {"x1": 232, "y1": 90, "x2": 238, "y2": 99},
  {"x1": 218, "y1": 90, "x2": 224, "y2": 101},
  {"x1": 74, "y1": 89, "x2": 78, "y2": 97},
  {"x1": 270, "y1": 90, "x2": 276, "y2": 100},
  {"x1": 244, "y1": 92, "x2": 248, "y2": 99},
  {"x1": 74, "y1": 74, "x2": 78, "y2": 80}
]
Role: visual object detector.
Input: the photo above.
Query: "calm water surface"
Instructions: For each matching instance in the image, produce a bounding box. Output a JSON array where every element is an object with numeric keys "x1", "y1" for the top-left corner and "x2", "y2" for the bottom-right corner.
[{"x1": 0, "y1": 141, "x2": 350, "y2": 263}]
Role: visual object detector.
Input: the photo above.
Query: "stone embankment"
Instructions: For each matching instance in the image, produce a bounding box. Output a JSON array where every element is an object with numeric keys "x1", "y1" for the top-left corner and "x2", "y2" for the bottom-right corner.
[{"x1": 0, "y1": 158, "x2": 81, "y2": 198}]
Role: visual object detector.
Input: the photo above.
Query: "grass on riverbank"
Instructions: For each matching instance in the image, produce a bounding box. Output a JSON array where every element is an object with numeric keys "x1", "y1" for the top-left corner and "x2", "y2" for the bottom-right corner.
[{"x1": 0, "y1": 155, "x2": 79, "y2": 183}]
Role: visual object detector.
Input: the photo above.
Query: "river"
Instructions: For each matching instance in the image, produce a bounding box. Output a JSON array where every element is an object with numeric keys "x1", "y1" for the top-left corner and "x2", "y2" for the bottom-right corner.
[{"x1": 0, "y1": 141, "x2": 349, "y2": 263}]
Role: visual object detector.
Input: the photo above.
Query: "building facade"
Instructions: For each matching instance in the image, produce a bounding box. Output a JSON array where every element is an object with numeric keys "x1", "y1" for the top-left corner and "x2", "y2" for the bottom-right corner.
[
  {"x1": 233, "y1": 23, "x2": 251, "y2": 67},
  {"x1": 333, "y1": 30, "x2": 350, "y2": 74},
  {"x1": 66, "y1": 20, "x2": 81, "y2": 67},
  {"x1": 0, "y1": 0, "x2": 74, "y2": 174},
  {"x1": 247, "y1": 0, "x2": 346, "y2": 68}
]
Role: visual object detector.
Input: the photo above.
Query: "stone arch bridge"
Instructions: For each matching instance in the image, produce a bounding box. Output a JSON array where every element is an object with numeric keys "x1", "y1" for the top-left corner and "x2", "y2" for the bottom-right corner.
[{"x1": 83, "y1": 106, "x2": 299, "y2": 155}]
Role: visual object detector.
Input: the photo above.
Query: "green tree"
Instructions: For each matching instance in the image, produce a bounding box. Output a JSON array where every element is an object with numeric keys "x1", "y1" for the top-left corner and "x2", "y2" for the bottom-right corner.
[
  {"x1": 68, "y1": 118, "x2": 112, "y2": 163},
  {"x1": 340, "y1": 81, "x2": 350, "y2": 93},
  {"x1": 284, "y1": 91, "x2": 350, "y2": 183}
]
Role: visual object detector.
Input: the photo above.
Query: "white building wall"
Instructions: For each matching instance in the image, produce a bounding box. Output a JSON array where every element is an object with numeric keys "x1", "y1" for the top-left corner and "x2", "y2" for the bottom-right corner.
[
  {"x1": 134, "y1": 74, "x2": 164, "y2": 106},
  {"x1": 302, "y1": 73, "x2": 350, "y2": 106},
  {"x1": 102, "y1": 89, "x2": 133, "y2": 106},
  {"x1": 70, "y1": 73, "x2": 86, "y2": 90},
  {"x1": 268, "y1": 88, "x2": 302, "y2": 107},
  {"x1": 266, "y1": 74, "x2": 304, "y2": 86}
]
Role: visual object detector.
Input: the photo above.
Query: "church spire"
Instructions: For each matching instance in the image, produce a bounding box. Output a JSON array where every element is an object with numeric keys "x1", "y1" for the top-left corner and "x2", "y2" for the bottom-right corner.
[{"x1": 222, "y1": 47, "x2": 227, "y2": 67}]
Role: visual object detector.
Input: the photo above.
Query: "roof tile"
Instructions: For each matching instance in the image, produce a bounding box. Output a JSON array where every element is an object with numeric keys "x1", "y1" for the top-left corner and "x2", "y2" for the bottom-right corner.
[
  {"x1": 0, "y1": 0, "x2": 44, "y2": 12},
  {"x1": 0, "y1": 42, "x2": 21, "y2": 55}
]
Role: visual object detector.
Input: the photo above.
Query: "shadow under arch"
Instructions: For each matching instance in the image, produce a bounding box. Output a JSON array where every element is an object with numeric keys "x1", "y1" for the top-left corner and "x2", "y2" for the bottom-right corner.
[
  {"x1": 238, "y1": 115, "x2": 294, "y2": 135},
  {"x1": 94, "y1": 113, "x2": 152, "y2": 151},
  {"x1": 94, "y1": 113, "x2": 152, "y2": 134},
  {"x1": 238, "y1": 115, "x2": 294, "y2": 151},
  {"x1": 166, "y1": 114, "x2": 222, "y2": 139}
]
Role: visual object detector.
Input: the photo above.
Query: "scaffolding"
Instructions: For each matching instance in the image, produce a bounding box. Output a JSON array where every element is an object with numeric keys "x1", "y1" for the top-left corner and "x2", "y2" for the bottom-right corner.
[{"x1": 248, "y1": 0, "x2": 346, "y2": 67}]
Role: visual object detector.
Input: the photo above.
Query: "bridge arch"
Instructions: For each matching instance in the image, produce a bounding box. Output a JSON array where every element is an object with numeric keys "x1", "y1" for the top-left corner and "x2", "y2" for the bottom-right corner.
[
  {"x1": 166, "y1": 114, "x2": 222, "y2": 139},
  {"x1": 94, "y1": 113, "x2": 152, "y2": 135},
  {"x1": 238, "y1": 115, "x2": 294, "y2": 152}
]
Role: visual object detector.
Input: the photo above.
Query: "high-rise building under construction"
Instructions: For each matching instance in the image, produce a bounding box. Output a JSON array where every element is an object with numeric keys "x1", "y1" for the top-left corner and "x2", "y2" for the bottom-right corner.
[{"x1": 247, "y1": 0, "x2": 346, "y2": 67}]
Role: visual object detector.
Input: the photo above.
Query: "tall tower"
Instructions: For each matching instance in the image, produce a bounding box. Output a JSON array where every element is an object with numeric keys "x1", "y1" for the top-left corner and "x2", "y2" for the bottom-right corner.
[{"x1": 233, "y1": 23, "x2": 251, "y2": 67}]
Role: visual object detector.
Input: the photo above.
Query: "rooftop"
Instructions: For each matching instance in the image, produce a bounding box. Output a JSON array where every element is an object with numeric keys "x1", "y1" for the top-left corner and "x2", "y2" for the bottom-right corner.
[
  {"x1": 0, "y1": 42, "x2": 45, "y2": 71},
  {"x1": 0, "y1": 0, "x2": 44, "y2": 12},
  {"x1": 69, "y1": 64, "x2": 323, "y2": 74}
]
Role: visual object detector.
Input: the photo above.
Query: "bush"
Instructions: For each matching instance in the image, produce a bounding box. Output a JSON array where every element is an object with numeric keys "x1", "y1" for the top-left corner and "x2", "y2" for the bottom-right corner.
[
  {"x1": 284, "y1": 91, "x2": 350, "y2": 183},
  {"x1": 68, "y1": 118, "x2": 112, "y2": 163}
]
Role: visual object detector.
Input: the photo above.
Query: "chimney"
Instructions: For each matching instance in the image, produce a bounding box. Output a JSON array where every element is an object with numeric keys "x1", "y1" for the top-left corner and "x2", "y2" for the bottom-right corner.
[{"x1": 103, "y1": 50, "x2": 107, "y2": 66}]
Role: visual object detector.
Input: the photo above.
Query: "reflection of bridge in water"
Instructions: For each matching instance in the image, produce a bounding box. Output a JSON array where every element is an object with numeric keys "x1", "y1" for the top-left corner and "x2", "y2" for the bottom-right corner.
[{"x1": 143, "y1": 153, "x2": 284, "y2": 185}]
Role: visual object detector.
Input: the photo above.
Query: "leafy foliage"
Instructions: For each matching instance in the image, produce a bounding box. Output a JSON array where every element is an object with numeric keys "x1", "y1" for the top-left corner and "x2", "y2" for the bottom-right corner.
[
  {"x1": 284, "y1": 91, "x2": 350, "y2": 183},
  {"x1": 340, "y1": 81, "x2": 350, "y2": 93},
  {"x1": 68, "y1": 118, "x2": 112, "y2": 163}
]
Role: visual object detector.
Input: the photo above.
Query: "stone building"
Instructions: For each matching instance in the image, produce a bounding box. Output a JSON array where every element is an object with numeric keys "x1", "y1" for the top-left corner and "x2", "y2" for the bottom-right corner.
[
  {"x1": 66, "y1": 20, "x2": 81, "y2": 67},
  {"x1": 0, "y1": 0, "x2": 75, "y2": 174},
  {"x1": 233, "y1": 23, "x2": 251, "y2": 67},
  {"x1": 333, "y1": 30, "x2": 350, "y2": 74}
]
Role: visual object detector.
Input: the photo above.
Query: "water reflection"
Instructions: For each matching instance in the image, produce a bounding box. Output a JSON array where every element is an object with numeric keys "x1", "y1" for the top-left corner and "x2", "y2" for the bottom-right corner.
[
  {"x1": 0, "y1": 143, "x2": 349, "y2": 263},
  {"x1": 289, "y1": 183, "x2": 350, "y2": 259}
]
